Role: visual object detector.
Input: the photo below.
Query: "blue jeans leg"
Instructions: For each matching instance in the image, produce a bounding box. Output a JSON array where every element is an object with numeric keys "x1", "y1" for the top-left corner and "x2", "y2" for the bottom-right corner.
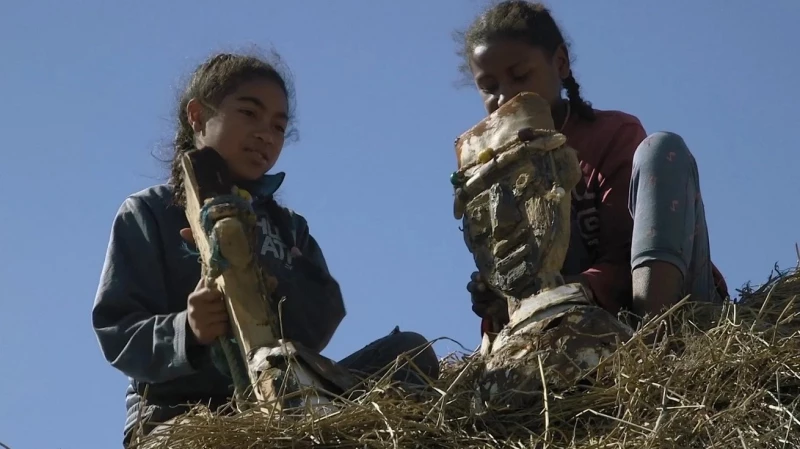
[{"x1": 628, "y1": 131, "x2": 721, "y2": 303}]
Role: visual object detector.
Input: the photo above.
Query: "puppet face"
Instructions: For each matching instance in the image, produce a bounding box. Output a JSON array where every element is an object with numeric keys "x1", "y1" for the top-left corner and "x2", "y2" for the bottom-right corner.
[{"x1": 453, "y1": 93, "x2": 582, "y2": 309}]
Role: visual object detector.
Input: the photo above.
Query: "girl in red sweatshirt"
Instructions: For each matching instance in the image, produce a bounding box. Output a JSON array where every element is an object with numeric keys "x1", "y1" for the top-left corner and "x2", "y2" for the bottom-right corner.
[{"x1": 461, "y1": 1, "x2": 728, "y2": 330}]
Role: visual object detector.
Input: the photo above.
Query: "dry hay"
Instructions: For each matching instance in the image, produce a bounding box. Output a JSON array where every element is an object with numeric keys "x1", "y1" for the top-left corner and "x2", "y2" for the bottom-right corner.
[{"x1": 132, "y1": 265, "x2": 800, "y2": 449}]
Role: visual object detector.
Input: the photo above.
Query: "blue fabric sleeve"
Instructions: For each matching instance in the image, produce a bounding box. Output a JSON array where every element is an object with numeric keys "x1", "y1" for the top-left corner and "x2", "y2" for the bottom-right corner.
[{"x1": 92, "y1": 196, "x2": 202, "y2": 384}]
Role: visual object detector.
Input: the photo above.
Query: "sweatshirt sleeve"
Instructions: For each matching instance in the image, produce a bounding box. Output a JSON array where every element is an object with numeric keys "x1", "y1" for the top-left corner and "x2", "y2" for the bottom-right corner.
[
  {"x1": 278, "y1": 216, "x2": 346, "y2": 353},
  {"x1": 92, "y1": 196, "x2": 204, "y2": 384},
  {"x1": 580, "y1": 121, "x2": 647, "y2": 313}
]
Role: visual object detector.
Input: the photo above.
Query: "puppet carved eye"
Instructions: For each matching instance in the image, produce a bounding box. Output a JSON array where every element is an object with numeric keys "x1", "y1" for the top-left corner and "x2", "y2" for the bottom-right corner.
[{"x1": 466, "y1": 191, "x2": 491, "y2": 241}]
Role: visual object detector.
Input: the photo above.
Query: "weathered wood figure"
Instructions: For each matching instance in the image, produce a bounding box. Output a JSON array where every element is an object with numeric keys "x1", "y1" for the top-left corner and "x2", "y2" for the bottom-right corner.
[
  {"x1": 452, "y1": 93, "x2": 633, "y2": 407},
  {"x1": 180, "y1": 147, "x2": 357, "y2": 414}
]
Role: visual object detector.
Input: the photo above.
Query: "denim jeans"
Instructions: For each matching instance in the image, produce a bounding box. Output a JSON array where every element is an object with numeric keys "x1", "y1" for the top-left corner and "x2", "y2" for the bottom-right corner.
[
  {"x1": 562, "y1": 131, "x2": 722, "y2": 306},
  {"x1": 628, "y1": 131, "x2": 722, "y2": 303}
]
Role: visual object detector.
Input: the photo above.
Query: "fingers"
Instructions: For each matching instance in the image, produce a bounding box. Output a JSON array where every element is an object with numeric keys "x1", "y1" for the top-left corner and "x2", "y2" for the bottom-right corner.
[
  {"x1": 187, "y1": 300, "x2": 227, "y2": 317},
  {"x1": 193, "y1": 276, "x2": 222, "y2": 296},
  {"x1": 195, "y1": 300, "x2": 227, "y2": 315},
  {"x1": 206, "y1": 321, "x2": 229, "y2": 337},
  {"x1": 466, "y1": 281, "x2": 487, "y2": 293},
  {"x1": 468, "y1": 272, "x2": 487, "y2": 292},
  {"x1": 204, "y1": 308, "x2": 228, "y2": 326},
  {"x1": 192, "y1": 320, "x2": 229, "y2": 345},
  {"x1": 189, "y1": 308, "x2": 229, "y2": 325},
  {"x1": 187, "y1": 294, "x2": 229, "y2": 344},
  {"x1": 188, "y1": 281, "x2": 226, "y2": 312},
  {"x1": 180, "y1": 228, "x2": 195, "y2": 245},
  {"x1": 192, "y1": 285, "x2": 223, "y2": 302},
  {"x1": 468, "y1": 271, "x2": 497, "y2": 320},
  {"x1": 471, "y1": 302, "x2": 488, "y2": 317},
  {"x1": 187, "y1": 274, "x2": 229, "y2": 344},
  {"x1": 467, "y1": 273, "x2": 487, "y2": 294}
]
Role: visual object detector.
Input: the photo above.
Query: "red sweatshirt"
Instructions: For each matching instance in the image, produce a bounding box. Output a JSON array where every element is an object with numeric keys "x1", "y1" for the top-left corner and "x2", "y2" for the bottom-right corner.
[
  {"x1": 561, "y1": 109, "x2": 644, "y2": 312},
  {"x1": 563, "y1": 109, "x2": 728, "y2": 312}
]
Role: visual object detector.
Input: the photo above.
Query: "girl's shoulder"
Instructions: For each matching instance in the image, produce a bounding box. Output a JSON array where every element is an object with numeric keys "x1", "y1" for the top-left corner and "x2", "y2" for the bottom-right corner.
[
  {"x1": 126, "y1": 183, "x2": 175, "y2": 207},
  {"x1": 111, "y1": 184, "x2": 186, "y2": 235},
  {"x1": 117, "y1": 183, "x2": 181, "y2": 219},
  {"x1": 570, "y1": 108, "x2": 645, "y2": 140},
  {"x1": 566, "y1": 108, "x2": 647, "y2": 164},
  {"x1": 591, "y1": 108, "x2": 643, "y2": 128}
]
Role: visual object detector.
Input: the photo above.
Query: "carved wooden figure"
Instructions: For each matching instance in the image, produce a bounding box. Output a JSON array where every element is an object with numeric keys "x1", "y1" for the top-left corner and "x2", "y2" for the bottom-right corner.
[
  {"x1": 180, "y1": 148, "x2": 357, "y2": 415},
  {"x1": 452, "y1": 93, "x2": 632, "y2": 407}
]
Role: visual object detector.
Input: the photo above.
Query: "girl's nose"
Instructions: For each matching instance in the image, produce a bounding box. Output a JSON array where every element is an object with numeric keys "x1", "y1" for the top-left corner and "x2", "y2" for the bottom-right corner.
[{"x1": 253, "y1": 127, "x2": 275, "y2": 144}]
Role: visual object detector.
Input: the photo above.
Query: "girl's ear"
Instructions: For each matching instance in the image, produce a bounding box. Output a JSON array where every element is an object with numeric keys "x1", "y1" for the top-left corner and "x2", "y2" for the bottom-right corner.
[
  {"x1": 553, "y1": 44, "x2": 571, "y2": 80},
  {"x1": 186, "y1": 98, "x2": 205, "y2": 133}
]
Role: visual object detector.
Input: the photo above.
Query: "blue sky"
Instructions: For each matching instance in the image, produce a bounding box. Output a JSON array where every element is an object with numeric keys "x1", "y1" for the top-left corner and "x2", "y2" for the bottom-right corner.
[{"x1": 1, "y1": 1, "x2": 798, "y2": 448}]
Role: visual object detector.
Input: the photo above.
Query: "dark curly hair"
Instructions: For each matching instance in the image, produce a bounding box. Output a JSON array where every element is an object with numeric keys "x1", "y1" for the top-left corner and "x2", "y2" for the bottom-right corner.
[
  {"x1": 168, "y1": 49, "x2": 298, "y2": 206},
  {"x1": 456, "y1": 0, "x2": 595, "y2": 121}
]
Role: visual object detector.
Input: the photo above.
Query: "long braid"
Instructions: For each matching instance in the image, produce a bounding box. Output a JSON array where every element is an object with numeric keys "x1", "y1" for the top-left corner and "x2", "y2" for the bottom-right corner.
[
  {"x1": 562, "y1": 71, "x2": 595, "y2": 121},
  {"x1": 169, "y1": 122, "x2": 195, "y2": 206}
]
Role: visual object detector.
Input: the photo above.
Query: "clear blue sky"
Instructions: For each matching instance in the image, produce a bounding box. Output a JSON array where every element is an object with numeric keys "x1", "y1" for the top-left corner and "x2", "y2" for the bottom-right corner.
[{"x1": 1, "y1": 1, "x2": 798, "y2": 448}]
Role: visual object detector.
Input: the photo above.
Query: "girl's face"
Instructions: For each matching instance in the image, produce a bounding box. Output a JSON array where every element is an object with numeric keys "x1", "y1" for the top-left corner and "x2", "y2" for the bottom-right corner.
[
  {"x1": 187, "y1": 78, "x2": 289, "y2": 181},
  {"x1": 469, "y1": 38, "x2": 569, "y2": 114}
]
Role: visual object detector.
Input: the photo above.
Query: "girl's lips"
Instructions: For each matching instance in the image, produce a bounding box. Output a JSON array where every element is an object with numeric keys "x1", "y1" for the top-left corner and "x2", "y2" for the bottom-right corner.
[{"x1": 245, "y1": 147, "x2": 269, "y2": 164}]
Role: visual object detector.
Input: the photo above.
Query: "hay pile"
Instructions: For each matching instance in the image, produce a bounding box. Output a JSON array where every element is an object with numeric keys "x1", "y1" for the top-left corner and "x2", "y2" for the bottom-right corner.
[{"x1": 134, "y1": 267, "x2": 800, "y2": 449}]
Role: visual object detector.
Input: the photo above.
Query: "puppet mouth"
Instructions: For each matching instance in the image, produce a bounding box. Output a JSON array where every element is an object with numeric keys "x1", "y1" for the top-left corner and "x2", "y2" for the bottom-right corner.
[
  {"x1": 494, "y1": 243, "x2": 533, "y2": 274},
  {"x1": 492, "y1": 225, "x2": 530, "y2": 260}
]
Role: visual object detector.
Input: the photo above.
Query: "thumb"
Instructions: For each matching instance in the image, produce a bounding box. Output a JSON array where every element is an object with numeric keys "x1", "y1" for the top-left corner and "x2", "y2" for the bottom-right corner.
[{"x1": 180, "y1": 228, "x2": 195, "y2": 245}]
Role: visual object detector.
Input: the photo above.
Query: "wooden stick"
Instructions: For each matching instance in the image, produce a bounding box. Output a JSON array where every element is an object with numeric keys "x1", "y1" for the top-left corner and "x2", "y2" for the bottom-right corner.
[
  {"x1": 179, "y1": 148, "x2": 358, "y2": 415},
  {"x1": 180, "y1": 149, "x2": 282, "y2": 405}
]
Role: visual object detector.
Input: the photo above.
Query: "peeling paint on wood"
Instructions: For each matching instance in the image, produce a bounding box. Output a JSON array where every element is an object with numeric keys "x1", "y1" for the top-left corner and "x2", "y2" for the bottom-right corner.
[
  {"x1": 181, "y1": 147, "x2": 358, "y2": 414},
  {"x1": 452, "y1": 93, "x2": 633, "y2": 408}
]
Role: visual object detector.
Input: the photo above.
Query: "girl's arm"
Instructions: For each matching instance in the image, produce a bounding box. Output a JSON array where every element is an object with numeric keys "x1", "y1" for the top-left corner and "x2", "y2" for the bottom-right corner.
[
  {"x1": 92, "y1": 196, "x2": 206, "y2": 384},
  {"x1": 281, "y1": 216, "x2": 346, "y2": 353},
  {"x1": 579, "y1": 121, "x2": 647, "y2": 313}
]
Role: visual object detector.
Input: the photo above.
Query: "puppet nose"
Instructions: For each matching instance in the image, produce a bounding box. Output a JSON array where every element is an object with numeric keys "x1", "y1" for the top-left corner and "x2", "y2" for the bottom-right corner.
[{"x1": 489, "y1": 183, "x2": 520, "y2": 239}]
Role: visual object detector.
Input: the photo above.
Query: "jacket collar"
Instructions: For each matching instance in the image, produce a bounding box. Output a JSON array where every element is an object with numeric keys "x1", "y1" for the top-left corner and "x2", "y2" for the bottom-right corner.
[{"x1": 239, "y1": 172, "x2": 286, "y2": 201}]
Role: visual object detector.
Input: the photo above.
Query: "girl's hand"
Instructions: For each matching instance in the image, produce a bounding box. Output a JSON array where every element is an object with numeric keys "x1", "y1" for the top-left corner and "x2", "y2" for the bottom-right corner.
[
  {"x1": 186, "y1": 277, "x2": 229, "y2": 345},
  {"x1": 180, "y1": 228, "x2": 194, "y2": 245},
  {"x1": 181, "y1": 228, "x2": 228, "y2": 344},
  {"x1": 467, "y1": 271, "x2": 508, "y2": 323}
]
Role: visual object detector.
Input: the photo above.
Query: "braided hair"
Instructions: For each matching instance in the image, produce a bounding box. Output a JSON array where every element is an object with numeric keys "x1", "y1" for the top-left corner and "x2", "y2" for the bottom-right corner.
[
  {"x1": 457, "y1": 1, "x2": 595, "y2": 121},
  {"x1": 168, "y1": 50, "x2": 298, "y2": 206}
]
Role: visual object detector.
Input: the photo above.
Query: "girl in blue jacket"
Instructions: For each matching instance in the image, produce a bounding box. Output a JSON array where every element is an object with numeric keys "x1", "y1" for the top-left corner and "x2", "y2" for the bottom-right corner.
[{"x1": 91, "y1": 50, "x2": 439, "y2": 447}]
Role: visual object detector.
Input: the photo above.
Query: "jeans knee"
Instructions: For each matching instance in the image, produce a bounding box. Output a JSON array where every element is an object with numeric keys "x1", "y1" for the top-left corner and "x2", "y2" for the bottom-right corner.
[
  {"x1": 391, "y1": 330, "x2": 427, "y2": 348},
  {"x1": 391, "y1": 331, "x2": 432, "y2": 357},
  {"x1": 633, "y1": 131, "x2": 694, "y2": 174},
  {"x1": 391, "y1": 331, "x2": 440, "y2": 380}
]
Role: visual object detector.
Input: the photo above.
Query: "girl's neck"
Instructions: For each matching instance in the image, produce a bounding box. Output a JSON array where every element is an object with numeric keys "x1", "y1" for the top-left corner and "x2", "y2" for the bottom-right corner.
[{"x1": 550, "y1": 99, "x2": 571, "y2": 131}]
